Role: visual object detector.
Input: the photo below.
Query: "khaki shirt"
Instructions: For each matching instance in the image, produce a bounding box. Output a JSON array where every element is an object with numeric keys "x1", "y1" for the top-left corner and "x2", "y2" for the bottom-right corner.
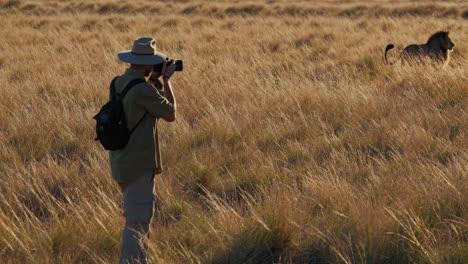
[{"x1": 109, "y1": 68, "x2": 173, "y2": 183}]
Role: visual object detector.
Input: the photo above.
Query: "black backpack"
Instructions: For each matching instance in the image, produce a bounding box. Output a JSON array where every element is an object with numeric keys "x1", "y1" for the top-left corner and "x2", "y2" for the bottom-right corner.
[{"x1": 94, "y1": 77, "x2": 146, "y2": 151}]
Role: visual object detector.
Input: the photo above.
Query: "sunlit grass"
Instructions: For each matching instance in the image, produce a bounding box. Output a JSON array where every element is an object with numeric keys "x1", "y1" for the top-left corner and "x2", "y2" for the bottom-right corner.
[{"x1": 0, "y1": 0, "x2": 467, "y2": 263}]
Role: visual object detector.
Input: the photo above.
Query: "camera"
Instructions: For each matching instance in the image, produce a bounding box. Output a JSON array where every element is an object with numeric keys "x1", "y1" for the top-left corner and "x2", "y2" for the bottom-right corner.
[{"x1": 154, "y1": 59, "x2": 183, "y2": 73}]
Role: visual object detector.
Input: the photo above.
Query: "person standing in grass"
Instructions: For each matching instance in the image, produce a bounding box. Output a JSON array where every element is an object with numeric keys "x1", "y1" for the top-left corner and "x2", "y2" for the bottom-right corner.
[{"x1": 111, "y1": 37, "x2": 177, "y2": 264}]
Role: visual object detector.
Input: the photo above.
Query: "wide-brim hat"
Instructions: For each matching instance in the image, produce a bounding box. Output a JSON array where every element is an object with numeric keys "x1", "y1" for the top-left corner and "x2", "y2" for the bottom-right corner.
[{"x1": 118, "y1": 37, "x2": 167, "y2": 65}]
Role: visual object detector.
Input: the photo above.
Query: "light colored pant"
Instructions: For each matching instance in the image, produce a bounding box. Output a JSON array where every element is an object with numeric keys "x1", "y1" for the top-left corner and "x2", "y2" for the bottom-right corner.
[{"x1": 119, "y1": 172, "x2": 155, "y2": 264}]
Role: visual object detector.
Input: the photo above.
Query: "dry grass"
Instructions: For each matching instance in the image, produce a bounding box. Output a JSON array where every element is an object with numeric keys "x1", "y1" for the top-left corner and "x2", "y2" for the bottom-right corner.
[{"x1": 0, "y1": 0, "x2": 467, "y2": 263}]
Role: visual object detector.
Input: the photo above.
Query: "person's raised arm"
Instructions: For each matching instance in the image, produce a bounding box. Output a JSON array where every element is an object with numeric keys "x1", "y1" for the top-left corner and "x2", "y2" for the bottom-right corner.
[
  {"x1": 136, "y1": 84, "x2": 174, "y2": 121},
  {"x1": 149, "y1": 60, "x2": 177, "y2": 122}
]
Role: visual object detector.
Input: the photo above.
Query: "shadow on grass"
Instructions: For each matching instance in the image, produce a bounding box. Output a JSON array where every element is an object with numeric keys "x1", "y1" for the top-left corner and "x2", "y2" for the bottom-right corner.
[
  {"x1": 210, "y1": 221, "x2": 292, "y2": 264},
  {"x1": 211, "y1": 224, "x2": 336, "y2": 264}
]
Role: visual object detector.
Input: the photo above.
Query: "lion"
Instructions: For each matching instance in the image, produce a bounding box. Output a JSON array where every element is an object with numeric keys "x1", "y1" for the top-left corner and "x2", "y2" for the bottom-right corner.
[{"x1": 385, "y1": 31, "x2": 455, "y2": 66}]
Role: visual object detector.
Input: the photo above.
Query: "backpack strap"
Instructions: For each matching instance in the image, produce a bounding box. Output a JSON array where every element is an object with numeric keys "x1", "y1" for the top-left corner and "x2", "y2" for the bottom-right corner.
[
  {"x1": 130, "y1": 112, "x2": 147, "y2": 134},
  {"x1": 110, "y1": 77, "x2": 146, "y2": 100},
  {"x1": 125, "y1": 78, "x2": 148, "y2": 133},
  {"x1": 110, "y1": 77, "x2": 148, "y2": 134},
  {"x1": 120, "y1": 78, "x2": 146, "y2": 99},
  {"x1": 110, "y1": 76, "x2": 118, "y2": 100}
]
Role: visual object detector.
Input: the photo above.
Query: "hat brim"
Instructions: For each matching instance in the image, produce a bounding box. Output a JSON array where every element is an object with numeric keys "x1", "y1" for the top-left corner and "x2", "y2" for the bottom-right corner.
[{"x1": 118, "y1": 50, "x2": 167, "y2": 65}]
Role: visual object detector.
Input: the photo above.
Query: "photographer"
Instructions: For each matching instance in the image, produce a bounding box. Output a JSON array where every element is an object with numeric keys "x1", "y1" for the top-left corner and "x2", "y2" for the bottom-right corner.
[{"x1": 110, "y1": 37, "x2": 180, "y2": 264}]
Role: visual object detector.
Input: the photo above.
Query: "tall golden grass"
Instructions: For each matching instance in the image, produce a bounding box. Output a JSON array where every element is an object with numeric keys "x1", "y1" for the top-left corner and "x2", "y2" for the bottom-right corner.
[{"x1": 0, "y1": 0, "x2": 467, "y2": 263}]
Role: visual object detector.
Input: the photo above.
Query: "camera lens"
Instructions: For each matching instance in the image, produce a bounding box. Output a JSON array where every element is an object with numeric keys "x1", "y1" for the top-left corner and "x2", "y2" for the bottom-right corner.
[{"x1": 175, "y1": 60, "x2": 183, "y2": 71}]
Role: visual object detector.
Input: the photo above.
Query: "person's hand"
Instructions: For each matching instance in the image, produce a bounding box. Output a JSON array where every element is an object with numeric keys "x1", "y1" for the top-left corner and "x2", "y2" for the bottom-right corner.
[{"x1": 162, "y1": 60, "x2": 176, "y2": 81}]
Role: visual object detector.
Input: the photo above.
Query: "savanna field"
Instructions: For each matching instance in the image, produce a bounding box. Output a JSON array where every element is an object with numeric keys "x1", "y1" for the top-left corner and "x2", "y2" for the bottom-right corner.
[{"x1": 0, "y1": 0, "x2": 467, "y2": 263}]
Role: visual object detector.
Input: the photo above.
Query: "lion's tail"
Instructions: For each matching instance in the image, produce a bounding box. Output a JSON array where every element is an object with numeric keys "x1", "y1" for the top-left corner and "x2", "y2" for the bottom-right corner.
[{"x1": 384, "y1": 44, "x2": 395, "y2": 65}]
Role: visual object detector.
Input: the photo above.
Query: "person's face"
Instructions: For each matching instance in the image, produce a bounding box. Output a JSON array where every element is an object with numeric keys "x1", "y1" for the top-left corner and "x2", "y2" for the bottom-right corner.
[
  {"x1": 151, "y1": 70, "x2": 162, "y2": 78},
  {"x1": 143, "y1": 65, "x2": 153, "y2": 77},
  {"x1": 149, "y1": 65, "x2": 163, "y2": 80}
]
